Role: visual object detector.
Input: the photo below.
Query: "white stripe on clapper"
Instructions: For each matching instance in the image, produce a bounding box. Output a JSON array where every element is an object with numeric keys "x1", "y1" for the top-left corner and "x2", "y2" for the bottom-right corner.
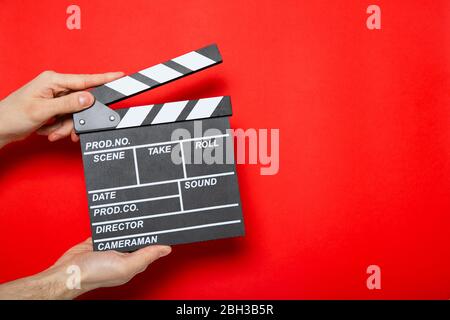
[
  {"x1": 151, "y1": 100, "x2": 188, "y2": 124},
  {"x1": 172, "y1": 51, "x2": 215, "y2": 71},
  {"x1": 116, "y1": 105, "x2": 153, "y2": 128},
  {"x1": 139, "y1": 64, "x2": 183, "y2": 83},
  {"x1": 105, "y1": 76, "x2": 149, "y2": 96},
  {"x1": 186, "y1": 97, "x2": 223, "y2": 120}
]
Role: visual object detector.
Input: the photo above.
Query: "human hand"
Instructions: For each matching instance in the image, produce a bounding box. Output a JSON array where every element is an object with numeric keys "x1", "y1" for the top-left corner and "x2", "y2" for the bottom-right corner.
[
  {"x1": 52, "y1": 238, "x2": 172, "y2": 298},
  {"x1": 0, "y1": 238, "x2": 171, "y2": 300},
  {"x1": 0, "y1": 70, "x2": 124, "y2": 148}
]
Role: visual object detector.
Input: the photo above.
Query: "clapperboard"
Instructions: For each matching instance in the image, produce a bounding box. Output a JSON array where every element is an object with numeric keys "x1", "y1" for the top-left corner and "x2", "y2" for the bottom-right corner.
[{"x1": 73, "y1": 44, "x2": 244, "y2": 252}]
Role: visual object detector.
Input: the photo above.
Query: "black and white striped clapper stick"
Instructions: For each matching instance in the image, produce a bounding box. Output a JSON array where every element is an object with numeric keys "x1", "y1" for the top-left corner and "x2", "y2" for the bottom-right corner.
[
  {"x1": 92, "y1": 44, "x2": 222, "y2": 105},
  {"x1": 74, "y1": 44, "x2": 225, "y2": 133},
  {"x1": 76, "y1": 44, "x2": 245, "y2": 252},
  {"x1": 113, "y1": 96, "x2": 232, "y2": 130}
]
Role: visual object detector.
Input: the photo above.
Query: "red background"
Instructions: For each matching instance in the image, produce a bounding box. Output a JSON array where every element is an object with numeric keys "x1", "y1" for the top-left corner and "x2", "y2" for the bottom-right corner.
[{"x1": 0, "y1": 0, "x2": 449, "y2": 299}]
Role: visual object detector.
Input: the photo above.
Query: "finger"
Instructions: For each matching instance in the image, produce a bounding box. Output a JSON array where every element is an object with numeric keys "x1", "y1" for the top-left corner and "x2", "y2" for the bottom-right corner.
[
  {"x1": 125, "y1": 245, "x2": 172, "y2": 274},
  {"x1": 39, "y1": 119, "x2": 80, "y2": 142},
  {"x1": 48, "y1": 118, "x2": 74, "y2": 141},
  {"x1": 43, "y1": 91, "x2": 94, "y2": 119},
  {"x1": 71, "y1": 129, "x2": 80, "y2": 142},
  {"x1": 37, "y1": 120, "x2": 64, "y2": 135},
  {"x1": 54, "y1": 72, "x2": 125, "y2": 91}
]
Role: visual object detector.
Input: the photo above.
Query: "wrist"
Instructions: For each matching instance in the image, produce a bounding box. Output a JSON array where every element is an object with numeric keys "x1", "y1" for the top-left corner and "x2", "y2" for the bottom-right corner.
[
  {"x1": 34, "y1": 265, "x2": 89, "y2": 300},
  {"x1": 0, "y1": 136, "x2": 11, "y2": 149},
  {"x1": 0, "y1": 265, "x2": 88, "y2": 300},
  {"x1": 0, "y1": 101, "x2": 12, "y2": 149}
]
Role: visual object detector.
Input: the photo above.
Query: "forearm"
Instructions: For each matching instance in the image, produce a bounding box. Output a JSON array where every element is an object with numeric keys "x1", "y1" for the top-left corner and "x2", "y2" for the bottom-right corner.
[
  {"x1": 0, "y1": 101, "x2": 8, "y2": 149},
  {"x1": 0, "y1": 98, "x2": 17, "y2": 149},
  {"x1": 0, "y1": 138, "x2": 8, "y2": 149},
  {"x1": 0, "y1": 266, "x2": 85, "y2": 300}
]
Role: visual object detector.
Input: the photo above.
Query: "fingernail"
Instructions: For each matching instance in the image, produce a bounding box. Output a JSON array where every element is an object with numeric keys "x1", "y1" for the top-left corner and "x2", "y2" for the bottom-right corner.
[
  {"x1": 79, "y1": 93, "x2": 92, "y2": 108},
  {"x1": 159, "y1": 246, "x2": 172, "y2": 258},
  {"x1": 49, "y1": 133, "x2": 61, "y2": 142}
]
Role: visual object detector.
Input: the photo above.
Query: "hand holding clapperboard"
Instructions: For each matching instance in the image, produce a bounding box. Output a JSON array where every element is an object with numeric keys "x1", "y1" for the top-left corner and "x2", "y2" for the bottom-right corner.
[{"x1": 74, "y1": 44, "x2": 245, "y2": 252}]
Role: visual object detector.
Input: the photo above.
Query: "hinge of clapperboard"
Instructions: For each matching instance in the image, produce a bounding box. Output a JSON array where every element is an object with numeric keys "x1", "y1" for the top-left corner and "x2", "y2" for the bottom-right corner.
[{"x1": 73, "y1": 44, "x2": 231, "y2": 134}]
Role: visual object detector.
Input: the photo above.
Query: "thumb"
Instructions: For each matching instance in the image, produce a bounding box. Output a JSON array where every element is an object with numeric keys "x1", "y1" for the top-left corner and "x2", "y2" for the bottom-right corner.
[{"x1": 45, "y1": 91, "x2": 94, "y2": 118}]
